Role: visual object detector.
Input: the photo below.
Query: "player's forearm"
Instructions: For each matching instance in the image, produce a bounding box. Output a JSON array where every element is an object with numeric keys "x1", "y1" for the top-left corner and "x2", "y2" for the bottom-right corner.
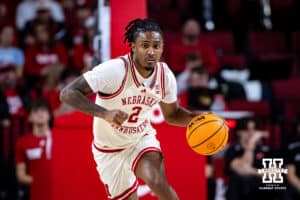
[
  {"x1": 164, "y1": 107, "x2": 197, "y2": 127},
  {"x1": 60, "y1": 88, "x2": 106, "y2": 118}
]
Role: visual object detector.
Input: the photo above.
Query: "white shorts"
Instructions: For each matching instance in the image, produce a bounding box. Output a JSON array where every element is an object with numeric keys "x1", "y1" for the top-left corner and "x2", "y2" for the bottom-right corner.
[{"x1": 92, "y1": 134, "x2": 161, "y2": 200}]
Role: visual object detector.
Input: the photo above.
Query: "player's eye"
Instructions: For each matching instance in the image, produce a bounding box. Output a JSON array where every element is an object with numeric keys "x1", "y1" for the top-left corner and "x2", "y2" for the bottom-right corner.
[
  {"x1": 153, "y1": 44, "x2": 160, "y2": 49},
  {"x1": 142, "y1": 43, "x2": 149, "y2": 48}
]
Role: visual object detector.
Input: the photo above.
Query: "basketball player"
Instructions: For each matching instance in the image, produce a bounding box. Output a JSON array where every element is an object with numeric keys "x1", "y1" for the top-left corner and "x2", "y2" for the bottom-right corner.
[{"x1": 60, "y1": 18, "x2": 197, "y2": 200}]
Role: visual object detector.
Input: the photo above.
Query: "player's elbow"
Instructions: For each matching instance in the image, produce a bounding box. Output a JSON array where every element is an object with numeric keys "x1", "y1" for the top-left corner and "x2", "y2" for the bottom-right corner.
[
  {"x1": 164, "y1": 115, "x2": 177, "y2": 125},
  {"x1": 60, "y1": 87, "x2": 73, "y2": 104}
]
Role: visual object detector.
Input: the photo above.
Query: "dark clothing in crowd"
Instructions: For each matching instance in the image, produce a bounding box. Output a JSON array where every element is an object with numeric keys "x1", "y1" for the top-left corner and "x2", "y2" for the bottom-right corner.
[{"x1": 224, "y1": 143, "x2": 285, "y2": 200}]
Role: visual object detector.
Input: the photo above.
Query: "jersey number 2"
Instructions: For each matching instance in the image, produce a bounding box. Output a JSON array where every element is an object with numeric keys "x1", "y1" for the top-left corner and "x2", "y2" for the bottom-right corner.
[{"x1": 128, "y1": 106, "x2": 142, "y2": 123}]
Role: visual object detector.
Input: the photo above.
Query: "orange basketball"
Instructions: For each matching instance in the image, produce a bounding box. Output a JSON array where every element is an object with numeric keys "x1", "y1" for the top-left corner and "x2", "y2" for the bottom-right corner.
[{"x1": 186, "y1": 113, "x2": 229, "y2": 155}]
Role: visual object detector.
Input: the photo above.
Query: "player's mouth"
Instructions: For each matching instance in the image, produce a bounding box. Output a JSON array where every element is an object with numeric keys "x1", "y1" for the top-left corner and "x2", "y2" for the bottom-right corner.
[{"x1": 145, "y1": 59, "x2": 156, "y2": 64}]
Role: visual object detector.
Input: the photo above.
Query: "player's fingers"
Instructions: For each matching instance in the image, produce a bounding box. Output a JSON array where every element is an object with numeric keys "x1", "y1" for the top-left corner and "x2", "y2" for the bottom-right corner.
[
  {"x1": 118, "y1": 110, "x2": 128, "y2": 119},
  {"x1": 112, "y1": 117, "x2": 122, "y2": 126},
  {"x1": 114, "y1": 114, "x2": 126, "y2": 125}
]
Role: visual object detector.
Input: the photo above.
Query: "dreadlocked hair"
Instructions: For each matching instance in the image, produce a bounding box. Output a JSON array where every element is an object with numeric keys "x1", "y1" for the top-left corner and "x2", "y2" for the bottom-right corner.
[{"x1": 124, "y1": 18, "x2": 163, "y2": 44}]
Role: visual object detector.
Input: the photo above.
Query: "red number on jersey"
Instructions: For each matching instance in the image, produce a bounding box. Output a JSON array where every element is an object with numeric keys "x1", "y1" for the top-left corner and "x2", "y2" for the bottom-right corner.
[{"x1": 128, "y1": 106, "x2": 142, "y2": 123}]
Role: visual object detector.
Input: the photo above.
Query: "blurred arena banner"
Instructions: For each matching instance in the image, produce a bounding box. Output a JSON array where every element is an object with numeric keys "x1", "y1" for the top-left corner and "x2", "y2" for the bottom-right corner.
[
  {"x1": 50, "y1": 0, "x2": 206, "y2": 199},
  {"x1": 110, "y1": 0, "x2": 147, "y2": 58}
]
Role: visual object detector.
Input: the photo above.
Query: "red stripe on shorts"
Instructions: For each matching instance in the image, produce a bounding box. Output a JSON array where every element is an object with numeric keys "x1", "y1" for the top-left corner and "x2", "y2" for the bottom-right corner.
[
  {"x1": 132, "y1": 147, "x2": 161, "y2": 173},
  {"x1": 93, "y1": 143, "x2": 125, "y2": 153},
  {"x1": 108, "y1": 179, "x2": 138, "y2": 200}
]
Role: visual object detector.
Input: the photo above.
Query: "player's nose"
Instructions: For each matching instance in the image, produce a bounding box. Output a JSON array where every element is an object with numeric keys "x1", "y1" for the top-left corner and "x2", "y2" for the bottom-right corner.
[{"x1": 147, "y1": 47, "x2": 154, "y2": 55}]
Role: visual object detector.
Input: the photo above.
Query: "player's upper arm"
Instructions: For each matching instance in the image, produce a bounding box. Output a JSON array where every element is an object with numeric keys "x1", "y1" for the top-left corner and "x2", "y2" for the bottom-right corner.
[
  {"x1": 161, "y1": 63, "x2": 177, "y2": 104},
  {"x1": 61, "y1": 75, "x2": 94, "y2": 98}
]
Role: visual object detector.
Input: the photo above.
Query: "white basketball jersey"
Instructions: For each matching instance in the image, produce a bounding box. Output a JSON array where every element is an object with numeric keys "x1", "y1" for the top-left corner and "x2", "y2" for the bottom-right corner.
[{"x1": 83, "y1": 53, "x2": 177, "y2": 150}]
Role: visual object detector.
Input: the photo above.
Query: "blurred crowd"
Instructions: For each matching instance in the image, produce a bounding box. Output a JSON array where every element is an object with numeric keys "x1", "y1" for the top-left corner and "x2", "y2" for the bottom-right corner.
[{"x1": 0, "y1": 0, "x2": 300, "y2": 200}]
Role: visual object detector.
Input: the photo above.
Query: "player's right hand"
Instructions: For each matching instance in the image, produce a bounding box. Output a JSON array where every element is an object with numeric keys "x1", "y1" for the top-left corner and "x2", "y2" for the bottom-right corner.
[{"x1": 102, "y1": 109, "x2": 128, "y2": 126}]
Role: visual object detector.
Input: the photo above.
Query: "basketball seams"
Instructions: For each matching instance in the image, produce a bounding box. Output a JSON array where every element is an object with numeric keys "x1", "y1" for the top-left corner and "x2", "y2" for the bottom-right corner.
[
  {"x1": 202, "y1": 125, "x2": 228, "y2": 155},
  {"x1": 191, "y1": 121, "x2": 225, "y2": 149},
  {"x1": 187, "y1": 119, "x2": 221, "y2": 140}
]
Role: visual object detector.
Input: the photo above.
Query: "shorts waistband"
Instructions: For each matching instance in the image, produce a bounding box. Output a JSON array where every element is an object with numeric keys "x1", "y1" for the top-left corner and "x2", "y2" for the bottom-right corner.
[{"x1": 93, "y1": 143, "x2": 125, "y2": 153}]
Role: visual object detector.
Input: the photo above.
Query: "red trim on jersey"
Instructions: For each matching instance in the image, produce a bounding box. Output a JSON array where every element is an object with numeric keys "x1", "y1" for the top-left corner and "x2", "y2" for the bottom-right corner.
[
  {"x1": 93, "y1": 143, "x2": 125, "y2": 153},
  {"x1": 132, "y1": 147, "x2": 161, "y2": 173},
  {"x1": 160, "y1": 63, "x2": 166, "y2": 99},
  {"x1": 108, "y1": 179, "x2": 138, "y2": 200},
  {"x1": 98, "y1": 57, "x2": 128, "y2": 99},
  {"x1": 129, "y1": 53, "x2": 159, "y2": 89}
]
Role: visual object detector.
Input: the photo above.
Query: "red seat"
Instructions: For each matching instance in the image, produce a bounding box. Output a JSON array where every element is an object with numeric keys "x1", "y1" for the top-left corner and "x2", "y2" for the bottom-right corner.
[
  {"x1": 270, "y1": 0, "x2": 293, "y2": 10},
  {"x1": 270, "y1": 0, "x2": 294, "y2": 30},
  {"x1": 227, "y1": 0, "x2": 241, "y2": 17},
  {"x1": 147, "y1": 0, "x2": 171, "y2": 11},
  {"x1": 229, "y1": 100, "x2": 270, "y2": 118},
  {"x1": 177, "y1": 0, "x2": 189, "y2": 10},
  {"x1": 200, "y1": 31, "x2": 235, "y2": 54},
  {"x1": 272, "y1": 78, "x2": 300, "y2": 100},
  {"x1": 291, "y1": 32, "x2": 300, "y2": 52},
  {"x1": 248, "y1": 32, "x2": 287, "y2": 55},
  {"x1": 284, "y1": 102, "x2": 300, "y2": 132},
  {"x1": 219, "y1": 54, "x2": 246, "y2": 69}
]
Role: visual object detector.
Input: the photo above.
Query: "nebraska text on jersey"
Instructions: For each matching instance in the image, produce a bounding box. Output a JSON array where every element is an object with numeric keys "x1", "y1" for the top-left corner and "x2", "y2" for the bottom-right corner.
[
  {"x1": 112, "y1": 119, "x2": 149, "y2": 134},
  {"x1": 121, "y1": 95, "x2": 158, "y2": 107}
]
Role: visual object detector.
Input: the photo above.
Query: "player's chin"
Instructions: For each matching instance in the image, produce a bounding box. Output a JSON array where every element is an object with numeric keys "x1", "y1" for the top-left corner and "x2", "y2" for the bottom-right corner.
[{"x1": 144, "y1": 65, "x2": 155, "y2": 71}]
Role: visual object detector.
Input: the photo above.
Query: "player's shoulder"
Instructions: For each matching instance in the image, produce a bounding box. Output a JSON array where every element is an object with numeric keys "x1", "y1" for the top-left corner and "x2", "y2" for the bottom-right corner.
[
  {"x1": 158, "y1": 62, "x2": 173, "y2": 74},
  {"x1": 158, "y1": 62, "x2": 176, "y2": 82},
  {"x1": 94, "y1": 57, "x2": 125, "y2": 69}
]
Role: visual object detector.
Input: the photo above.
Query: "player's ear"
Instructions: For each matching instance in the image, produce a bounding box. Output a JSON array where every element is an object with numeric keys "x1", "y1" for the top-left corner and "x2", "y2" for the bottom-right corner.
[{"x1": 131, "y1": 43, "x2": 136, "y2": 52}]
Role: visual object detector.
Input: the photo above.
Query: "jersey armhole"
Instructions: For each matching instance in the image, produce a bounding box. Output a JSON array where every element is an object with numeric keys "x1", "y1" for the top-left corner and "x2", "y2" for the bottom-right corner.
[{"x1": 97, "y1": 57, "x2": 128, "y2": 99}]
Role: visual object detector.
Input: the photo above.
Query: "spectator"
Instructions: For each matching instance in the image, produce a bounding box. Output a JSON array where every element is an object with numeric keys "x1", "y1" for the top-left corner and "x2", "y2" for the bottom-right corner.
[
  {"x1": 21, "y1": 1, "x2": 70, "y2": 48},
  {"x1": 206, "y1": 156, "x2": 216, "y2": 200},
  {"x1": 0, "y1": 66, "x2": 30, "y2": 120},
  {"x1": 167, "y1": 18, "x2": 219, "y2": 75},
  {"x1": 176, "y1": 52, "x2": 203, "y2": 94},
  {"x1": 72, "y1": 16, "x2": 95, "y2": 72},
  {"x1": 286, "y1": 116, "x2": 300, "y2": 200},
  {"x1": 68, "y1": 2, "x2": 92, "y2": 45},
  {"x1": 16, "y1": 0, "x2": 65, "y2": 31},
  {"x1": 224, "y1": 117, "x2": 276, "y2": 200},
  {"x1": 0, "y1": 0, "x2": 17, "y2": 27},
  {"x1": 24, "y1": 24, "x2": 68, "y2": 93},
  {"x1": 178, "y1": 64, "x2": 225, "y2": 111},
  {"x1": 15, "y1": 98, "x2": 53, "y2": 200},
  {"x1": 0, "y1": 25, "x2": 25, "y2": 78},
  {"x1": 43, "y1": 67, "x2": 80, "y2": 116}
]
